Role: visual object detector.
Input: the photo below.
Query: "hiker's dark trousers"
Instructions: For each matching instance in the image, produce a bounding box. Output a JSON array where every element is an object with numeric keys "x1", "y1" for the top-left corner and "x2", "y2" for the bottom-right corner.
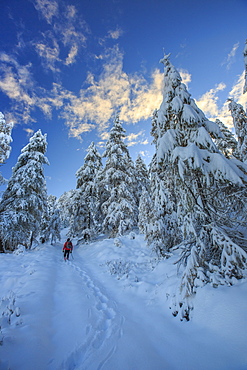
[{"x1": 64, "y1": 250, "x2": 70, "y2": 260}]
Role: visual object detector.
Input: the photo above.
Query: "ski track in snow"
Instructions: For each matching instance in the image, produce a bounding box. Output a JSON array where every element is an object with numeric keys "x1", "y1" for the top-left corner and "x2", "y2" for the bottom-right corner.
[
  {"x1": 1, "y1": 235, "x2": 247, "y2": 370},
  {"x1": 0, "y1": 243, "x2": 125, "y2": 370},
  {"x1": 57, "y1": 257, "x2": 125, "y2": 370}
]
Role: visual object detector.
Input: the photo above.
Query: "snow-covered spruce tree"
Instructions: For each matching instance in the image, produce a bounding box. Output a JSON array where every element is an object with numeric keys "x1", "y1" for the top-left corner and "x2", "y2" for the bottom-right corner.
[
  {"x1": 0, "y1": 112, "x2": 13, "y2": 185},
  {"x1": 44, "y1": 208, "x2": 61, "y2": 245},
  {"x1": 146, "y1": 110, "x2": 180, "y2": 255},
  {"x1": 228, "y1": 99, "x2": 247, "y2": 162},
  {"x1": 154, "y1": 54, "x2": 247, "y2": 320},
  {"x1": 214, "y1": 119, "x2": 239, "y2": 159},
  {"x1": 68, "y1": 189, "x2": 88, "y2": 238},
  {"x1": 57, "y1": 190, "x2": 77, "y2": 228},
  {"x1": 0, "y1": 130, "x2": 49, "y2": 251},
  {"x1": 101, "y1": 116, "x2": 138, "y2": 237},
  {"x1": 70, "y1": 142, "x2": 103, "y2": 241},
  {"x1": 42, "y1": 195, "x2": 61, "y2": 244},
  {"x1": 138, "y1": 185, "x2": 168, "y2": 255},
  {"x1": 244, "y1": 39, "x2": 247, "y2": 94},
  {"x1": 40, "y1": 194, "x2": 56, "y2": 241},
  {"x1": 135, "y1": 154, "x2": 150, "y2": 201}
]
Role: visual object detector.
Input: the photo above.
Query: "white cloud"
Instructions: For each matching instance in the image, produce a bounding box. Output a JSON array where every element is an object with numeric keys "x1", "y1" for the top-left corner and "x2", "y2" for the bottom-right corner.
[
  {"x1": 33, "y1": 0, "x2": 58, "y2": 24},
  {"x1": 23, "y1": 128, "x2": 34, "y2": 136},
  {"x1": 0, "y1": 53, "x2": 37, "y2": 123},
  {"x1": 35, "y1": 39, "x2": 61, "y2": 72},
  {"x1": 179, "y1": 69, "x2": 191, "y2": 88},
  {"x1": 196, "y1": 82, "x2": 226, "y2": 118},
  {"x1": 108, "y1": 28, "x2": 123, "y2": 40},
  {"x1": 65, "y1": 44, "x2": 78, "y2": 65},
  {"x1": 60, "y1": 46, "x2": 164, "y2": 139},
  {"x1": 196, "y1": 72, "x2": 247, "y2": 129},
  {"x1": 125, "y1": 131, "x2": 145, "y2": 147},
  {"x1": 222, "y1": 42, "x2": 240, "y2": 70},
  {"x1": 33, "y1": 0, "x2": 88, "y2": 69}
]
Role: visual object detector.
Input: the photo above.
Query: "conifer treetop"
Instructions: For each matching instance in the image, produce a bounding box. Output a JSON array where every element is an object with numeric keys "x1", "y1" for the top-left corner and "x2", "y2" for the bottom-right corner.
[{"x1": 243, "y1": 39, "x2": 247, "y2": 94}]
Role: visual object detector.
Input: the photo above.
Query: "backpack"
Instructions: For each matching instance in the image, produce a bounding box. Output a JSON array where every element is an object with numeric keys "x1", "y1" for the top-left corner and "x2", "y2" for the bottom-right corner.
[{"x1": 66, "y1": 241, "x2": 72, "y2": 249}]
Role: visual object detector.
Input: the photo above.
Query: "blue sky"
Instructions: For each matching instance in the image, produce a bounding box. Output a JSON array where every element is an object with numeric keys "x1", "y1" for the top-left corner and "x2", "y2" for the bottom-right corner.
[{"x1": 0, "y1": 0, "x2": 247, "y2": 197}]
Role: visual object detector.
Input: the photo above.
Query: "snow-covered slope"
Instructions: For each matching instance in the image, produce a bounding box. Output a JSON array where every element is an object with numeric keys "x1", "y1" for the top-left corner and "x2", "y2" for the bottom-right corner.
[{"x1": 1, "y1": 231, "x2": 247, "y2": 370}]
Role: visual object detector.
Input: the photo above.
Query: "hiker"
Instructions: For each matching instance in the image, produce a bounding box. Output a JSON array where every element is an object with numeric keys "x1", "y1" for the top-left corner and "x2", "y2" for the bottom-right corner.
[{"x1": 63, "y1": 238, "x2": 73, "y2": 260}]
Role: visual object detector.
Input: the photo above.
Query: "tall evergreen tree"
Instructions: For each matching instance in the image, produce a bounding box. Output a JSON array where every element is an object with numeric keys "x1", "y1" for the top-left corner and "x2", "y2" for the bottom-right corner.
[
  {"x1": 57, "y1": 190, "x2": 76, "y2": 228},
  {"x1": 228, "y1": 99, "x2": 247, "y2": 162},
  {"x1": 0, "y1": 130, "x2": 49, "y2": 250},
  {"x1": 101, "y1": 116, "x2": 138, "y2": 237},
  {"x1": 150, "y1": 54, "x2": 247, "y2": 319},
  {"x1": 70, "y1": 142, "x2": 102, "y2": 239},
  {"x1": 70, "y1": 142, "x2": 103, "y2": 240},
  {"x1": 135, "y1": 154, "x2": 150, "y2": 201},
  {"x1": 0, "y1": 112, "x2": 13, "y2": 185},
  {"x1": 244, "y1": 39, "x2": 247, "y2": 94},
  {"x1": 214, "y1": 119, "x2": 239, "y2": 159},
  {"x1": 42, "y1": 195, "x2": 61, "y2": 244}
]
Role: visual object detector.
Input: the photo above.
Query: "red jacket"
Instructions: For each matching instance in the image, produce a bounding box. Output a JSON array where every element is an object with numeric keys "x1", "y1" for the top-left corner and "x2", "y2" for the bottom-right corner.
[{"x1": 63, "y1": 241, "x2": 73, "y2": 251}]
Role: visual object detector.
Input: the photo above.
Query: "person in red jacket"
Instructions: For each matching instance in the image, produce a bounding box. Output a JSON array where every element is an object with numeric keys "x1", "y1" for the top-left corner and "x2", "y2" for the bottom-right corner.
[{"x1": 63, "y1": 238, "x2": 73, "y2": 260}]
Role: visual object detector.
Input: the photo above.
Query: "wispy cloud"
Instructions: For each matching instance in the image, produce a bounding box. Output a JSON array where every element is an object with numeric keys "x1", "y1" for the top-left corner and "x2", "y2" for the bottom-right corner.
[
  {"x1": 108, "y1": 28, "x2": 123, "y2": 40},
  {"x1": 35, "y1": 37, "x2": 61, "y2": 73},
  {"x1": 33, "y1": 0, "x2": 58, "y2": 24},
  {"x1": 33, "y1": 0, "x2": 88, "y2": 70},
  {"x1": 222, "y1": 42, "x2": 240, "y2": 70},
  {"x1": 65, "y1": 44, "x2": 78, "y2": 65}
]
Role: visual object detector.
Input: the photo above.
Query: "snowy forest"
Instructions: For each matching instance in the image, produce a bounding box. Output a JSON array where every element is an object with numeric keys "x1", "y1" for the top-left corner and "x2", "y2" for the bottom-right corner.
[{"x1": 1, "y1": 40, "x2": 247, "y2": 323}]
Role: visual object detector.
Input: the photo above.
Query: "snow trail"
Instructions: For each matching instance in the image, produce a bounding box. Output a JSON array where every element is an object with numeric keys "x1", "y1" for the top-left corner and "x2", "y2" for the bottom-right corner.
[
  {"x1": 0, "y1": 242, "x2": 125, "y2": 370},
  {"x1": 1, "y1": 236, "x2": 247, "y2": 369}
]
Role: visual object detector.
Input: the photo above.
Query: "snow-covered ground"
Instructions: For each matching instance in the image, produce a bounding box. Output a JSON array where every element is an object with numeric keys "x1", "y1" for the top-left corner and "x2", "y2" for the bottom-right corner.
[{"x1": 1, "y1": 230, "x2": 247, "y2": 370}]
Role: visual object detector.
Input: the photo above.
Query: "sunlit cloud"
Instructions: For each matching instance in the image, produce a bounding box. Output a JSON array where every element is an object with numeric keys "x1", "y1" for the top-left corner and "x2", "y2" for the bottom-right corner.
[
  {"x1": 61, "y1": 46, "x2": 163, "y2": 139},
  {"x1": 0, "y1": 53, "x2": 37, "y2": 123},
  {"x1": 179, "y1": 69, "x2": 191, "y2": 88},
  {"x1": 196, "y1": 82, "x2": 226, "y2": 118},
  {"x1": 23, "y1": 128, "x2": 34, "y2": 136},
  {"x1": 196, "y1": 72, "x2": 247, "y2": 129},
  {"x1": 120, "y1": 68, "x2": 163, "y2": 124}
]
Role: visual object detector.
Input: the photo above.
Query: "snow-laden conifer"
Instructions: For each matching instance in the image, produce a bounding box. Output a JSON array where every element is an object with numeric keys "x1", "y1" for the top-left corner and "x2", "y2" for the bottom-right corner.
[
  {"x1": 101, "y1": 116, "x2": 138, "y2": 237},
  {"x1": 214, "y1": 119, "x2": 239, "y2": 159},
  {"x1": 0, "y1": 130, "x2": 49, "y2": 250},
  {"x1": 57, "y1": 189, "x2": 78, "y2": 229},
  {"x1": 135, "y1": 154, "x2": 150, "y2": 201},
  {"x1": 244, "y1": 39, "x2": 247, "y2": 94},
  {"x1": 70, "y1": 142, "x2": 103, "y2": 241},
  {"x1": 42, "y1": 195, "x2": 61, "y2": 244},
  {"x1": 0, "y1": 112, "x2": 13, "y2": 185},
  {"x1": 228, "y1": 99, "x2": 247, "y2": 162},
  {"x1": 152, "y1": 54, "x2": 247, "y2": 320}
]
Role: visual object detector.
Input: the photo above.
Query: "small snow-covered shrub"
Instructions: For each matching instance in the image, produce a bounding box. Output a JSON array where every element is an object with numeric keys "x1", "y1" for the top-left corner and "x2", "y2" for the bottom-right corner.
[
  {"x1": 0, "y1": 291, "x2": 21, "y2": 344},
  {"x1": 105, "y1": 259, "x2": 130, "y2": 279},
  {"x1": 114, "y1": 238, "x2": 123, "y2": 248},
  {"x1": 13, "y1": 244, "x2": 26, "y2": 255}
]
